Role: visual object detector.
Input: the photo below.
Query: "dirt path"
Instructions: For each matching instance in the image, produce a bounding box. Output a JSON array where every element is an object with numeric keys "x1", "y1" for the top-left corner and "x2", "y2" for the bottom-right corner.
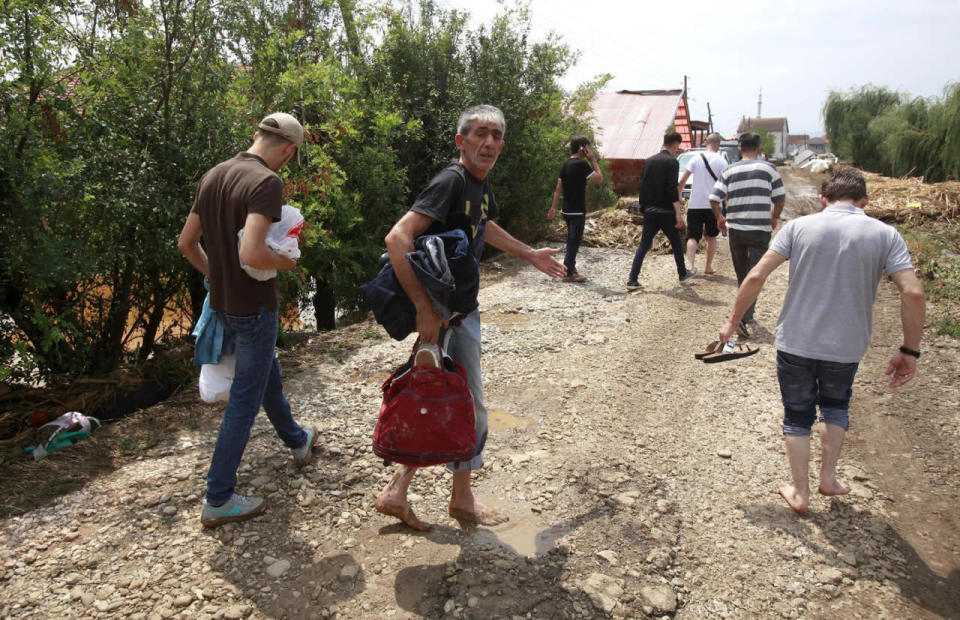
[{"x1": 1, "y1": 170, "x2": 958, "y2": 619}]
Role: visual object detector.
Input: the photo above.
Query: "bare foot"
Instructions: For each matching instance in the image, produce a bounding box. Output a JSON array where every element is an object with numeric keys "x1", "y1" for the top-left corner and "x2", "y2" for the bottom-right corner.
[
  {"x1": 449, "y1": 500, "x2": 509, "y2": 527},
  {"x1": 375, "y1": 494, "x2": 430, "y2": 531},
  {"x1": 777, "y1": 483, "x2": 809, "y2": 514},
  {"x1": 818, "y1": 479, "x2": 851, "y2": 496},
  {"x1": 704, "y1": 268, "x2": 716, "y2": 274}
]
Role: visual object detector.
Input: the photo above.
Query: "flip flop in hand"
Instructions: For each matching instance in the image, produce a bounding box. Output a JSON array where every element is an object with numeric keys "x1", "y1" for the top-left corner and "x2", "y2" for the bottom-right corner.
[{"x1": 702, "y1": 343, "x2": 759, "y2": 363}]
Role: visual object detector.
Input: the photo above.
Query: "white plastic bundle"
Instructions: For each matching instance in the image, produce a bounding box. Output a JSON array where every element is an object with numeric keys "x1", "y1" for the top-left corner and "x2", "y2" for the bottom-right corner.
[
  {"x1": 199, "y1": 354, "x2": 236, "y2": 402},
  {"x1": 238, "y1": 204, "x2": 305, "y2": 281}
]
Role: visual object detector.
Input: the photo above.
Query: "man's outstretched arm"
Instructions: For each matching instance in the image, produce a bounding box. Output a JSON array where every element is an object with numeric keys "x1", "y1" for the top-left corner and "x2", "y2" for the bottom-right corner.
[
  {"x1": 718, "y1": 249, "x2": 787, "y2": 343},
  {"x1": 485, "y1": 221, "x2": 566, "y2": 279},
  {"x1": 886, "y1": 268, "x2": 926, "y2": 387}
]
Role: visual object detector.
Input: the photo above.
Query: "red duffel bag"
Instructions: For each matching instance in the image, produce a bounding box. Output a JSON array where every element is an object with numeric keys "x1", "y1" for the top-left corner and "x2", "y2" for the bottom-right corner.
[{"x1": 373, "y1": 341, "x2": 476, "y2": 466}]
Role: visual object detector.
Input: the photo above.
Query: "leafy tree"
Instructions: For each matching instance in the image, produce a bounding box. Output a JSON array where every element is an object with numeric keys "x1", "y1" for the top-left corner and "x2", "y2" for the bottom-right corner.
[
  {"x1": 822, "y1": 85, "x2": 902, "y2": 171},
  {"x1": 824, "y1": 81, "x2": 960, "y2": 182},
  {"x1": 0, "y1": 0, "x2": 611, "y2": 382},
  {"x1": 754, "y1": 128, "x2": 776, "y2": 159},
  {"x1": 1, "y1": 0, "x2": 239, "y2": 378},
  {"x1": 1, "y1": 0, "x2": 96, "y2": 378}
]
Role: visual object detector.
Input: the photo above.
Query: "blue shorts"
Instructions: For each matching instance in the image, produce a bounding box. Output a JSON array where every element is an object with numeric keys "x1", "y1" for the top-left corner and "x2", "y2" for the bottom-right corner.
[{"x1": 776, "y1": 351, "x2": 859, "y2": 437}]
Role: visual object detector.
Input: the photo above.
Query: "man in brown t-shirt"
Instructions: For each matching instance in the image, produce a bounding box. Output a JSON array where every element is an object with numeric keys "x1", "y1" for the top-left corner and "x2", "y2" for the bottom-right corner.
[{"x1": 178, "y1": 112, "x2": 317, "y2": 528}]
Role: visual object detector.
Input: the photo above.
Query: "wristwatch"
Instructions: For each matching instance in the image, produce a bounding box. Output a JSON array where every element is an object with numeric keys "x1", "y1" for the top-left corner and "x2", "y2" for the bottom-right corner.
[{"x1": 899, "y1": 345, "x2": 922, "y2": 358}]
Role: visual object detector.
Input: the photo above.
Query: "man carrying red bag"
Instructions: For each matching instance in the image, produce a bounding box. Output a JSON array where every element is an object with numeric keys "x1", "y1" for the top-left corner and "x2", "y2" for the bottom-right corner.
[{"x1": 374, "y1": 105, "x2": 567, "y2": 530}]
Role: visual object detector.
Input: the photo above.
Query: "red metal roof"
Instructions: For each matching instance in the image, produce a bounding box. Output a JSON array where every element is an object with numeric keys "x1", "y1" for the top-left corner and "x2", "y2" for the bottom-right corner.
[{"x1": 590, "y1": 90, "x2": 685, "y2": 160}]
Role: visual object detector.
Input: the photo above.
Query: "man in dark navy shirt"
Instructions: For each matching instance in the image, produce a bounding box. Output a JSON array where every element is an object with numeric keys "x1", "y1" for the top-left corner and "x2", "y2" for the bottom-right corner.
[
  {"x1": 548, "y1": 136, "x2": 603, "y2": 282},
  {"x1": 374, "y1": 105, "x2": 567, "y2": 531},
  {"x1": 626, "y1": 132, "x2": 694, "y2": 289}
]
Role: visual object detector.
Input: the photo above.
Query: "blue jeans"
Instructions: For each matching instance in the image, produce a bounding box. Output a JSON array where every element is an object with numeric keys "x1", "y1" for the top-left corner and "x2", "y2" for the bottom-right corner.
[
  {"x1": 628, "y1": 210, "x2": 687, "y2": 282},
  {"x1": 777, "y1": 351, "x2": 859, "y2": 437},
  {"x1": 562, "y1": 214, "x2": 585, "y2": 275},
  {"x1": 205, "y1": 307, "x2": 307, "y2": 505},
  {"x1": 441, "y1": 309, "x2": 486, "y2": 472}
]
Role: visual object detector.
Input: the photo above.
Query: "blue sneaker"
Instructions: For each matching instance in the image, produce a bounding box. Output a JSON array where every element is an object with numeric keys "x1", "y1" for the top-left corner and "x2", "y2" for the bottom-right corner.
[
  {"x1": 200, "y1": 493, "x2": 265, "y2": 528},
  {"x1": 292, "y1": 425, "x2": 317, "y2": 468}
]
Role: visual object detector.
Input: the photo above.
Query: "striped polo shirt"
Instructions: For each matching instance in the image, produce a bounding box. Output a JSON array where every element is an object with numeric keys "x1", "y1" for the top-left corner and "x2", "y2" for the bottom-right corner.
[{"x1": 709, "y1": 158, "x2": 785, "y2": 232}]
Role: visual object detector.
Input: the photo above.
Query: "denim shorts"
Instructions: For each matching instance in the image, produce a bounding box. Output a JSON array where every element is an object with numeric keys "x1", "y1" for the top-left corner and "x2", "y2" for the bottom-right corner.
[{"x1": 776, "y1": 350, "x2": 859, "y2": 436}]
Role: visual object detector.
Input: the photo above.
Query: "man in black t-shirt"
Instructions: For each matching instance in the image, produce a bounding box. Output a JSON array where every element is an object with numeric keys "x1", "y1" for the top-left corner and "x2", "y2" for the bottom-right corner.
[
  {"x1": 548, "y1": 136, "x2": 603, "y2": 282},
  {"x1": 375, "y1": 105, "x2": 567, "y2": 531}
]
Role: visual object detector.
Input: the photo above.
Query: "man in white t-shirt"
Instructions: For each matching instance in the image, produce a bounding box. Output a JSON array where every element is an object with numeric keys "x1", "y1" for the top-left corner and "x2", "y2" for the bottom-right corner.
[{"x1": 677, "y1": 133, "x2": 728, "y2": 274}]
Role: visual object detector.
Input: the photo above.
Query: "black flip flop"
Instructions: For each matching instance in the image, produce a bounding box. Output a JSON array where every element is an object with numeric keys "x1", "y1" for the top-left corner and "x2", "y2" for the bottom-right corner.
[
  {"x1": 702, "y1": 343, "x2": 760, "y2": 363},
  {"x1": 694, "y1": 340, "x2": 721, "y2": 359}
]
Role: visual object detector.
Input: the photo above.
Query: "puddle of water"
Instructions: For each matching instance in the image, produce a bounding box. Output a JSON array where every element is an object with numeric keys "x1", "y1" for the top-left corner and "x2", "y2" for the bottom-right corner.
[
  {"x1": 488, "y1": 407, "x2": 535, "y2": 431},
  {"x1": 473, "y1": 516, "x2": 567, "y2": 557}
]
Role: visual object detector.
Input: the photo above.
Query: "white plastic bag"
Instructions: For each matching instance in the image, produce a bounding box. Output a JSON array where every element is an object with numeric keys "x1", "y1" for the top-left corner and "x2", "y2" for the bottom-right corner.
[
  {"x1": 238, "y1": 204, "x2": 305, "y2": 281},
  {"x1": 199, "y1": 354, "x2": 236, "y2": 402}
]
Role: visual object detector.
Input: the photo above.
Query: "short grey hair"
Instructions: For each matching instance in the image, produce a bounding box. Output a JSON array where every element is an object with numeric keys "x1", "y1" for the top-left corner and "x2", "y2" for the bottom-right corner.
[
  {"x1": 457, "y1": 105, "x2": 506, "y2": 137},
  {"x1": 704, "y1": 132, "x2": 722, "y2": 145}
]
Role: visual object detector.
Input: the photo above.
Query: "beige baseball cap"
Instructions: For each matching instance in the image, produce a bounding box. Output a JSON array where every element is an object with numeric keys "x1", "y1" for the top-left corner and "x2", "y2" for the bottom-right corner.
[{"x1": 257, "y1": 112, "x2": 304, "y2": 163}]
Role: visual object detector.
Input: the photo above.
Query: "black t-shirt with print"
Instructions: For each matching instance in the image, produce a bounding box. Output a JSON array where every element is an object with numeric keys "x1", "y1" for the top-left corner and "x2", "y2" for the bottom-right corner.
[
  {"x1": 410, "y1": 162, "x2": 499, "y2": 258},
  {"x1": 558, "y1": 157, "x2": 594, "y2": 215}
]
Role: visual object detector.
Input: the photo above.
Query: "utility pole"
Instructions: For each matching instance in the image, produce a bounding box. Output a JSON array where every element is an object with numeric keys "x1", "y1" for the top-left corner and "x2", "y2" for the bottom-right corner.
[
  {"x1": 707, "y1": 102, "x2": 713, "y2": 133},
  {"x1": 757, "y1": 89, "x2": 762, "y2": 118}
]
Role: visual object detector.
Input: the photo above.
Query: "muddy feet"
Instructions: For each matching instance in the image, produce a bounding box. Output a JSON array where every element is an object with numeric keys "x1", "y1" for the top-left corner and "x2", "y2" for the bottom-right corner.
[
  {"x1": 777, "y1": 483, "x2": 809, "y2": 514},
  {"x1": 818, "y1": 479, "x2": 851, "y2": 496},
  {"x1": 449, "y1": 500, "x2": 509, "y2": 528},
  {"x1": 375, "y1": 493, "x2": 430, "y2": 531}
]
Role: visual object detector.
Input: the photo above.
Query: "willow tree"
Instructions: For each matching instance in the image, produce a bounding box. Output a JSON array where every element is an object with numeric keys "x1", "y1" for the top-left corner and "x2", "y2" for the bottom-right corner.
[{"x1": 823, "y1": 85, "x2": 902, "y2": 172}]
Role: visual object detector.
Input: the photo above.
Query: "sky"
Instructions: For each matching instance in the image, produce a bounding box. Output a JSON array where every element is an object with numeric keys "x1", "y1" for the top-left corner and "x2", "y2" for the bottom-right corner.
[{"x1": 433, "y1": 0, "x2": 960, "y2": 138}]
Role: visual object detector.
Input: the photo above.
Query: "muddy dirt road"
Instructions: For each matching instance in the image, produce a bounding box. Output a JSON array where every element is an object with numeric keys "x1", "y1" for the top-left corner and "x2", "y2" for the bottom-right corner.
[{"x1": 1, "y1": 169, "x2": 958, "y2": 618}]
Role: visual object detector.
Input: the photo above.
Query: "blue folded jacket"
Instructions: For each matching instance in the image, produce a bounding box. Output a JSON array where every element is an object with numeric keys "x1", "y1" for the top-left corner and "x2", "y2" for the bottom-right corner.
[{"x1": 360, "y1": 229, "x2": 479, "y2": 341}]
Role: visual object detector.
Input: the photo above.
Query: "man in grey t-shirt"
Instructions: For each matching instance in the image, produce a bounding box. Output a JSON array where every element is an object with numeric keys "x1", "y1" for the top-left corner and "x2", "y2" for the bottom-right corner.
[{"x1": 716, "y1": 168, "x2": 926, "y2": 514}]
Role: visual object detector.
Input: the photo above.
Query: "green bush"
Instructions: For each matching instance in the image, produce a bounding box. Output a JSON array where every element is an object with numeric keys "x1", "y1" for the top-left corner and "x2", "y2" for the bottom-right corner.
[{"x1": 0, "y1": 0, "x2": 608, "y2": 382}]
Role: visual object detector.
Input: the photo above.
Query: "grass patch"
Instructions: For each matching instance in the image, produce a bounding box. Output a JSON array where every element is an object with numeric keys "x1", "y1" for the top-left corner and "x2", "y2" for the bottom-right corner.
[
  {"x1": 361, "y1": 328, "x2": 383, "y2": 340},
  {"x1": 900, "y1": 223, "x2": 960, "y2": 339},
  {"x1": 934, "y1": 317, "x2": 960, "y2": 338},
  {"x1": 323, "y1": 341, "x2": 354, "y2": 363}
]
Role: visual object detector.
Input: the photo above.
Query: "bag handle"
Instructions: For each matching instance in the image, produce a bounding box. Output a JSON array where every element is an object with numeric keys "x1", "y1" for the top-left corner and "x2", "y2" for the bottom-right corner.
[
  {"x1": 410, "y1": 335, "x2": 452, "y2": 391},
  {"x1": 410, "y1": 334, "x2": 446, "y2": 360}
]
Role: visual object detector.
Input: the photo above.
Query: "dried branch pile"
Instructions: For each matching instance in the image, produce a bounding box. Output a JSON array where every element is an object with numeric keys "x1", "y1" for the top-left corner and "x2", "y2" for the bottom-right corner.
[
  {"x1": 860, "y1": 171, "x2": 960, "y2": 225},
  {"x1": 545, "y1": 202, "x2": 642, "y2": 249}
]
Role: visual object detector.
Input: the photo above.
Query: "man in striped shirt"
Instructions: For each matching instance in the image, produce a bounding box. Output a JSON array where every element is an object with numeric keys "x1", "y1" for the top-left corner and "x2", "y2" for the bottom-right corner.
[{"x1": 709, "y1": 132, "x2": 785, "y2": 333}]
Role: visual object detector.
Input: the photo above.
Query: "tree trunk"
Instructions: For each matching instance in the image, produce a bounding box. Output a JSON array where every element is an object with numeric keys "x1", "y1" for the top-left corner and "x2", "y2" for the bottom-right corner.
[
  {"x1": 96, "y1": 264, "x2": 135, "y2": 374},
  {"x1": 138, "y1": 280, "x2": 174, "y2": 362},
  {"x1": 336, "y1": 0, "x2": 362, "y2": 59},
  {"x1": 312, "y1": 278, "x2": 336, "y2": 331}
]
